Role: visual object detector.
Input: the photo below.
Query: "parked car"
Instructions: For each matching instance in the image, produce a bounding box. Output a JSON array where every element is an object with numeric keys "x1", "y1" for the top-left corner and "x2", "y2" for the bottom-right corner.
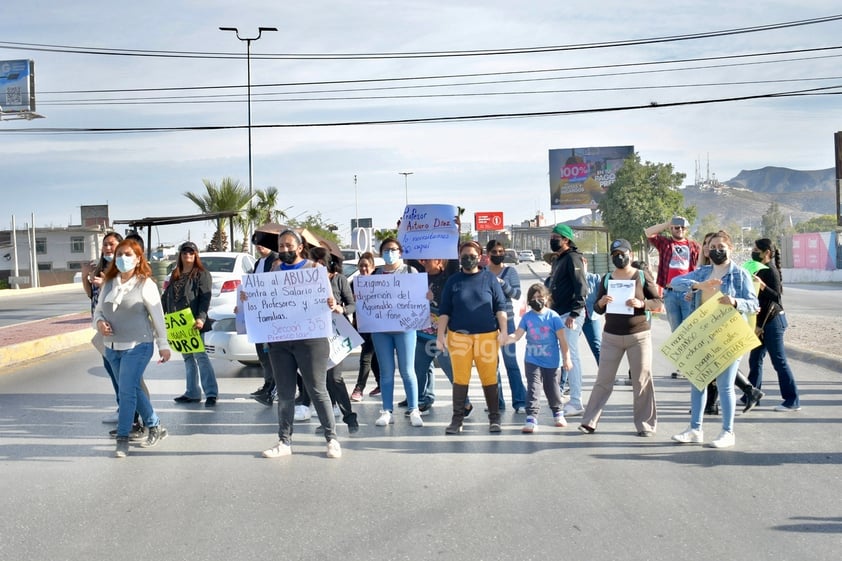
[
  {"x1": 342, "y1": 256, "x2": 385, "y2": 282},
  {"x1": 517, "y1": 249, "x2": 535, "y2": 262},
  {"x1": 503, "y1": 249, "x2": 520, "y2": 264},
  {"x1": 163, "y1": 251, "x2": 256, "y2": 318},
  {"x1": 203, "y1": 314, "x2": 260, "y2": 366}
]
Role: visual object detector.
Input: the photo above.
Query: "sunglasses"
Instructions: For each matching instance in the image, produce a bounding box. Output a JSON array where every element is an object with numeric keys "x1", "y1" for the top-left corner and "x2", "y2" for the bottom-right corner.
[{"x1": 181, "y1": 248, "x2": 196, "y2": 254}]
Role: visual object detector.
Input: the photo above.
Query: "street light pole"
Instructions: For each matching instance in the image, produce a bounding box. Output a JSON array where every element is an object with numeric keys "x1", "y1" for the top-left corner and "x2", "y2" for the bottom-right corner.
[
  {"x1": 219, "y1": 26, "x2": 277, "y2": 250},
  {"x1": 399, "y1": 171, "x2": 413, "y2": 205}
]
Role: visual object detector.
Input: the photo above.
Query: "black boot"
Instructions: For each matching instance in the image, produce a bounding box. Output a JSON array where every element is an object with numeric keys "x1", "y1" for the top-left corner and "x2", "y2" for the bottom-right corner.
[
  {"x1": 446, "y1": 384, "x2": 469, "y2": 435},
  {"x1": 704, "y1": 381, "x2": 719, "y2": 415},
  {"x1": 483, "y1": 384, "x2": 501, "y2": 433}
]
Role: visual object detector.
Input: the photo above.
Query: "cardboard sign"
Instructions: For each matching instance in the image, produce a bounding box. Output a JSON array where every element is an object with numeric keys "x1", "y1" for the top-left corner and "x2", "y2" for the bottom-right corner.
[
  {"x1": 165, "y1": 308, "x2": 205, "y2": 353},
  {"x1": 397, "y1": 204, "x2": 460, "y2": 259},
  {"x1": 327, "y1": 313, "x2": 365, "y2": 369},
  {"x1": 659, "y1": 295, "x2": 761, "y2": 390},
  {"x1": 241, "y1": 267, "x2": 333, "y2": 343},
  {"x1": 354, "y1": 272, "x2": 431, "y2": 333}
]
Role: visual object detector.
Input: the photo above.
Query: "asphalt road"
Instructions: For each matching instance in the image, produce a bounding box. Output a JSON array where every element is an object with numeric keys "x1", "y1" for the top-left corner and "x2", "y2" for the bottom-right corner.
[
  {"x1": 1, "y1": 268, "x2": 841, "y2": 560},
  {"x1": 0, "y1": 284, "x2": 89, "y2": 328}
]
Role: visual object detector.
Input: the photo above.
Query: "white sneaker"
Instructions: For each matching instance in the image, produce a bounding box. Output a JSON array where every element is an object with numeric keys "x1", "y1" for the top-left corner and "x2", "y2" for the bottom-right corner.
[
  {"x1": 102, "y1": 409, "x2": 119, "y2": 424},
  {"x1": 262, "y1": 441, "x2": 292, "y2": 458},
  {"x1": 709, "y1": 430, "x2": 735, "y2": 448},
  {"x1": 553, "y1": 412, "x2": 568, "y2": 428},
  {"x1": 333, "y1": 404, "x2": 341, "y2": 417},
  {"x1": 409, "y1": 409, "x2": 424, "y2": 427},
  {"x1": 294, "y1": 405, "x2": 312, "y2": 422},
  {"x1": 326, "y1": 439, "x2": 342, "y2": 459},
  {"x1": 774, "y1": 404, "x2": 802, "y2": 412},
  {"x1": 515, "y1": 406, "x2": 527, "y2": 414},
  {"x1": 521, "y1": 416, "x2": 538, "y2": 433},
  {"x1": 375, "y1": 410, "x2": 394, "y2": 426},
  {"x1": 562, "y1": 403, "x2": 585, "y2": 417},
  {"x1": 671, "y1": 427, "x2": 704, "y2": 444}
]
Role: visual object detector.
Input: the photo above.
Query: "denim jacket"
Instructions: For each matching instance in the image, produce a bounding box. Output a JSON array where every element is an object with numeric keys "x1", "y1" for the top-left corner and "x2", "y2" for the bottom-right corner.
[{"x1": 671, "y1": 262, "x2": 759, "y2": 317}]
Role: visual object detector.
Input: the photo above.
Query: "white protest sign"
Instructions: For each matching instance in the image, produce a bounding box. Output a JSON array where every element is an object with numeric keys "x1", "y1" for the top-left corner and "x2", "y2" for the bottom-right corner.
[
  {"x1": 398, "y1": 204, "x2": 459, "y2": 259},
  {"x1": 606, "y1": 279, "x2": 635, "y2": 315},
  {"x1": 241, "y1": 267, "x2": 333, "y2": 343},
  {"x1": 327, "y1": 313, "x2": 365, "y2": 369},
  {"x1": 354, "y1": 272, "x2": 431, "y2": 333}
]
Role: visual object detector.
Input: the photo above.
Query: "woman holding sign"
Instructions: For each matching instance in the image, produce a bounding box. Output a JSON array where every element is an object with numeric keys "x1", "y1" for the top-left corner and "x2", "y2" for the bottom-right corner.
[
  {"x1": 162, "y1": 241, "x2": 219, "y2": 407},
  {"x1": 93, "y1": 239, "x2": 171, "y2": 458},
  {"x1": 669, "y1": 230, "x2": 759, "y2": 449}
]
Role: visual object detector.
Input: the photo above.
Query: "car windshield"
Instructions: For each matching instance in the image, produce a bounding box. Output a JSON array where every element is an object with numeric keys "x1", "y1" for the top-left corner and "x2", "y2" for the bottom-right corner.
[{"x1": 201, "y1": 257, "x2": 236, "y2": 273}]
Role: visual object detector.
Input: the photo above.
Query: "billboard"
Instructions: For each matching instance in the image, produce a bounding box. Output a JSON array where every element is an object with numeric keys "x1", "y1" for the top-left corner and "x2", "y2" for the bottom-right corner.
[
  {"x1": 0, "y1": 60, "x2": 35, "y2": 113},
  {"x1": 474, "y1": 211, "x2": 504, "y2": 231},
  {"x1": 549, "y1": 145, "x2": 634, "y2": 210}
]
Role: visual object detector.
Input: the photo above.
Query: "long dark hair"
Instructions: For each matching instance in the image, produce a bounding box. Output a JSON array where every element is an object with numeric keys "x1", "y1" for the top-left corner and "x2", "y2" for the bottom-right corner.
[
  {"x1": 755, "y1": 238, "x2": 782, "y2": 287},
  {"x1": 171, "y1": 250, "x2": 207, "y2": 281},
  {"x1": 95, "y1": 232, "x2": 123, "y2": 274}
]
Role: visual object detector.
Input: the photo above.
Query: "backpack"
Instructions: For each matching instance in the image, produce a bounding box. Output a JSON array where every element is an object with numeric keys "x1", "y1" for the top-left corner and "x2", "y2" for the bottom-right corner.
[{"x1": 603, "y1": 269, "x2": 650, "y2": 321}]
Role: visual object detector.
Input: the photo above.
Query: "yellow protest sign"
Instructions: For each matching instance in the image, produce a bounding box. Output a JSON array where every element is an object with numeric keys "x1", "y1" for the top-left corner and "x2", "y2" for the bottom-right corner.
[
  {"x1": 659, "y1": 294, "x2": 761, "y2": 390},
  {"x1": 165, "y1": 308, "x2": 205, "y2": 353}
]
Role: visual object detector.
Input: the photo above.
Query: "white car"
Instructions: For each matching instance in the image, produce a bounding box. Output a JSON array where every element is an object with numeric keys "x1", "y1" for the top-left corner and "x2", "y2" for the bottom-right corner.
[
  {"x1": 163, "y1": 251, "x2": 257, "y2": 318},
  {"x1": 517, "y1": 250, "x2": 535, "y2": 262},
  {"x1": 203, "y1": 314, "x2": 260, "y2": 366}
]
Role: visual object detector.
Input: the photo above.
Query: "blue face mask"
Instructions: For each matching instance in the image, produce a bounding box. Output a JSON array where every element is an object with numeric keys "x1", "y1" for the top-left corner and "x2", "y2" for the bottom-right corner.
[
  {"x1": 383, "y1": 249, "x2": 400, "y2": 265},
  {"x1": 115, "y1": 255, "x2": 136, "y2": 273},
  {"x1": 103, "y1": 254, "x2": 114, "y2": 262}
]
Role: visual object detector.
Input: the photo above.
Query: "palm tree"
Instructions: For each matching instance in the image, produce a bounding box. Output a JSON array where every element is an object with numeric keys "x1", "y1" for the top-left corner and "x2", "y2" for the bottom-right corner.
[
  {"x1": 184, "y1": 177, "x2": 251, "y2": 251},
  {"x1": 235, "y1": 187, "x2": 288, "y2": 252}
]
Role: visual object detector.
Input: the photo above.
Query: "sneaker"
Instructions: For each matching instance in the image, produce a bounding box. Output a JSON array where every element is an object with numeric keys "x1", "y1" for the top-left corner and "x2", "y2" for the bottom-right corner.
[
  {"x1": 140, "y1": 425, "x2": 168, "y2": 448},
  {"x1": 553, "y1": 412, "x2": 568, "y2": 428},
  {"x1": 204, "y1": 396, "x2": 217, "y2": 408},
  {"x1": 326, "y1": 439, "x2": 342, "y2": 459},
  {"x1": 102, "y1": 409, "x2": 120, "y2": 424},
  {"x1": 409, "y1": 409, "x2": 424, "y2": 427},
  {"x1": 562, "y1": 403, "x2": 585, "y2": 417},
  {"x1": 262, "y1": 441, "x2": 292, "y2": 458},
  {"x1": 774, "y1": 404, "x2": 802, "y2": 412},
  {"x1": 333, "y1": 404, "x2": 341, "y2": 418},
  {"x1": 114, "y1": 437, "x2": 129, "y2": 458},
  {"x1": 515, "y1": 406, "x2": 527, "y2": 415},
  {"x1": 294, "y1": 405, "x2": 312, "y2": 422},
  {"x1": 709, "y1": 430, "x2": 735, "y2": 448},
  {"x1": 369, "y1": 386, "x2": 381, "y2": 397},
  {"x1": 350, "y1": 388, "x2": 364, "y2": 402},
  {"x1": 397, "y1": 399, "x2": 409, "y2": 408},
  {"x1": 253, "y1": 392, "x2": 274, "y2": 407},
  {"x1": 521, "y1": 416, "x2": 538, "y2": 433},
  {"x1": 109, "y1": 423, "x2": 146, "y2": 441},
  {"x1": 375, "y1": 410, "x2": 394, "y2": 426},
  {"x1": 577, "y1": 424, "x2": 595, "y2": 434},
  {"x1": 671, "y1": 427, "x2": 704, "y2": 444}
]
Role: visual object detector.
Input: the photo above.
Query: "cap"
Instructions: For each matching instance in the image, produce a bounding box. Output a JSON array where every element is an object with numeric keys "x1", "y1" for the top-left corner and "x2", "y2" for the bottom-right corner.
[
  {"x1": 179, "y1": 241, "x2": 199, "y2": 253},
  {"x1": 552, "y1": 223, "x2": 575, "y2": 240},
  {"x1": 610, "y1": 239, "x2": 632, "y2": 254},
  {"x1": 671, "y1": 216, "x2": 690, "y2": 228}
]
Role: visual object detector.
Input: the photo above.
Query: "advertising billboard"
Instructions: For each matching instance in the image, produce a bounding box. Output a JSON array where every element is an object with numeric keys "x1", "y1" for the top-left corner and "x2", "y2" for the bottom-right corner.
[
  {"x1": 0, "y1": 60, "x2": 35, "y2": 113},
  {"x1": 474, "y1": 211, "x2": 504, "y2": 231},
  {"x1": 549, "y1": 145, "x2": 634, "y2": 210}
]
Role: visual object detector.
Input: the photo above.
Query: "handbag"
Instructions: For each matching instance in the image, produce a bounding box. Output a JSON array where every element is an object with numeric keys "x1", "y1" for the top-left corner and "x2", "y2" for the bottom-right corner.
[{"x1": 754, "y1": 302, "x2": 781, "y2": 339}]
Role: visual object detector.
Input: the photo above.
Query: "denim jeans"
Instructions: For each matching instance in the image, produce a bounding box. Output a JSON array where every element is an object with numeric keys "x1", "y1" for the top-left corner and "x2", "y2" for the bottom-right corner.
[
  {"x1": 103, "y1": 355, "x2": 119, "y2": 403},
  {"x1": 748, "y1": 313, "x2": 800, "y2": 408},
  {"x1": 663, "y1": 289, "x2": 694, "y2": 331},
  {"x1": 183, "y1": 343, "x2": 218, "y2": 399},
  {"x1": 582, "y1": 316, "x2": 603, "y2": 365},
  {"x1": 372, "y1": 331, "x2": 418, "y2": 412},
  {"x1": 496, "y1": 317, "x2": 526, "y2": 409},
  {"x1": 559, "y1": 313, "x2": 585, "y2": 408},
  {"x1": 414, "y1": 336, "x2": 453, "y2": 407},
  {"x1": 105, "y1": 342, "x2": 159, "y2": 437},
  {"x1": 689, "y1": 358, "x2": 740, "y2": 433}
]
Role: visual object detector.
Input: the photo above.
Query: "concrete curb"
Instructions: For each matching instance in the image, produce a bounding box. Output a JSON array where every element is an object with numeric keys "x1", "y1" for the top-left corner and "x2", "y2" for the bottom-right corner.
[{"x1": 0, "y1": 328, "x2": 95, "y2": 371}]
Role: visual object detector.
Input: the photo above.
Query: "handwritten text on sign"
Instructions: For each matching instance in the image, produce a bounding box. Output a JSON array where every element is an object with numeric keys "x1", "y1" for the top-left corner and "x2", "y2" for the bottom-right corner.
[
  {"x1": 354, "y1": 272, "x2": 431, "y2": 333},
  {"x1": 398, "y1": 204, "x2": 459, "y2": 260},
  {"x1": 241, "y1": 267, "x2": 333, "y2": 343},
  {"x1": 327, "y1": 313, "x2": 365, "y2": 369},
  {"x1": 165, "y1": 308, "x2": 204, "y2": 353},
  {"x1": 659, "y1": 295, "x2": 761, "y2": 391}
]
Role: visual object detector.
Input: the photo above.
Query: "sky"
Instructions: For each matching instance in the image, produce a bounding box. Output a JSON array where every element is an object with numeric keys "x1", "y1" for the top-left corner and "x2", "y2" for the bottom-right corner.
[{"x1": 2, "y1": 1, "x2": 841, "y2": 249}]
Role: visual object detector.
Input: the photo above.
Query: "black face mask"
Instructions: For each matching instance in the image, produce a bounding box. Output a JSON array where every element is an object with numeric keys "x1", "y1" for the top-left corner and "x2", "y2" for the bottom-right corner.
[
  {"x1": 550, "y1": 238, "x2": 562, "y2": 253},
  {"x1": 751, "y1": 250, "x2": 763, "y2": 262},
  {"x1": 612, "y1": 253, "x2": 630, "y2": 269},
  {"x1": 278, "y1": 250, "x2": 298, "y2": 264},
  {"x1": 528, "y1": 299, "x2": 545, "y2": 312},
  {"x1": 489, "y1": 255, "x2": 505, "y2": 266},
  {"x1": 460, "y1": 255, "x2": 479, "y2": 271},
  {"x1": 709, "y1": 249, "x2": 728, "y2": 265}
]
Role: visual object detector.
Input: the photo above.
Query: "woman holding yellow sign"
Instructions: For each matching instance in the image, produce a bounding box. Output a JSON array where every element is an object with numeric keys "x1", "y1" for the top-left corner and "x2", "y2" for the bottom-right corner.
[
  {"x1": 669, "y1": 230, "x2": 758, "y2": 449},
  {"x1": 162, "y1": 241, "x2": 219, "y2": 408}
]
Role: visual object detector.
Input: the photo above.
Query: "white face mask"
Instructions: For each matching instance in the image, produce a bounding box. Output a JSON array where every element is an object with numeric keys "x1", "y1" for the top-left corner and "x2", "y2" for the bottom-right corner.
[{"x1": 115, "y1": 255, "x2": 136, "y2": 273}]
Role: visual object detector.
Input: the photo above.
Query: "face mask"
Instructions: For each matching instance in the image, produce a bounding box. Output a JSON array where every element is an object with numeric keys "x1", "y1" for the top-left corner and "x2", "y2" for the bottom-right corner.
[
  {"x1": 383, "y1": 249, "x2": 400, "y2": 265},
  {"x1": 489, "y1": 255, "x2": 505, "y2": 265},
  {"x1": 528, "y1": 299, "x2": 545, "y2": 312},
  {"x1": 103, "y1": 254, "x2": 114, "y2": 262},
  {"x1": 550, "y1": 238, "x2": 562, "y2": 253},
  {"x1": 709, "y1": 248, "x2": 728, "y2": 265},
  {"x1": 115, "y1": 255, "x2": 136, "y2": 273},
  {"x1": 460, "y1": 255, "x2": 479, "y2": 271},
  {"x1": 612, "y1": 253, "x2": 630, "y2": 269},
  {"x1": 751, "y1": 250, "x2": 763, "y2": 262},
  {"x1": 278, "y1": 250, "x2": 298, "y2": 264}
]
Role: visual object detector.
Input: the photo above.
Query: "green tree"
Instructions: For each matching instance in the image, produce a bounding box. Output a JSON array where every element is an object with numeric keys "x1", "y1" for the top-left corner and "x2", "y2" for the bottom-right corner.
[
  {"x1": 184, "y1": 177, "x2": 251, "y2": 251},
  {"x1": 598, "y1": 154, "x2": 692, "y2": 249},
  {"x1": 287, "y1": 212, "x2": 341, "y2": 247},
  {"x1": 760, "y1": 202, "x2": 787, "y2": 244},
  {"x1": 694, "y1": 214, "x2": 722, "y2": 240},
  {"x1": 794, "y1": 214, "x2": 838, "y2": 233},
  {"x1": 234, "y1": 187, "x2": 288, "y2": 252}
]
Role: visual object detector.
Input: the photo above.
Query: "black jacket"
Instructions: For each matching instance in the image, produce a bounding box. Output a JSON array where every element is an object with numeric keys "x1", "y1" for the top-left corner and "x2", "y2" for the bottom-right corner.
[
  {"x1": 548, "y1": 245, "x2": 588, "y2": 318},
  {"x1": 161, "y1": 269, "x2": 213, "y2": 324},
  {"x1": 252, "y1": 252, "x2": 279, "y2": 274}
]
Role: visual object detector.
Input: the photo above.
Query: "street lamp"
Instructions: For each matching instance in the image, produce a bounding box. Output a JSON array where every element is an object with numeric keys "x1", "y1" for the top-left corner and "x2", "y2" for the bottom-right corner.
[
  {"x1": 399, "y1": 171, "x2": 413, "y2": 205},
  {"x1": 219, "y1": 25, "x2": 277, "y2": 249}
]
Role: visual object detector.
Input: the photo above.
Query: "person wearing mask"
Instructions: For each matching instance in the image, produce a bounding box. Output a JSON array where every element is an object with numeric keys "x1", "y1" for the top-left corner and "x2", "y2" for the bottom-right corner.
[
  {"x1": 163, "y1": 241, "x2": 219, "y2": 407},
  {"x1": 670, "y1": 230, "x2": 758, "y2": 449},
  {"x1": 747, "y1": 238, "x2": 801, "y2": 412},
  {"x1": 437, "y1": 241, "x2": 509, "y2": 434},
  {"x1": 350, "y1": 253, "x2": 381, "y2": 401},
  {"x1": 485, "y1": 240, "x2": 527, "y2": 414},
  {"x1": 578, "y1": 239, "x2": 661, "y2": 437},
  {"x1": 248, "y1": 241, "x2": 279, "y2": 406},
  {"x1": 546, "y1": 223, "x2": 589, "y2": 417},
  {"x1": 93, "y1": 239, "x2": 171, "y2": 458}
]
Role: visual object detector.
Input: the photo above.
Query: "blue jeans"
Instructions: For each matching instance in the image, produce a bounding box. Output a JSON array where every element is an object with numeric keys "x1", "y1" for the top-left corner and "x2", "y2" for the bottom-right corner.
[
  {"x1": 414, "y1": 336, "x2": 454, "y2": 407},
  {"x1": 372, "y1": 331, "x2": 418, "y2": 412},
  {"x1": 183, "y1": 343, "x2": 218, "y2": 399},
  {"x1": 105, "y1": 343, "x2": 160, "y2": 437},
  {"x1": 748, "y1": 313, "x2": 800, "y2": 408},
  {"x1": 103, "y1": 355, "x2": 119, "y2": 403},
  {"x1": 582, "y1": 316, "x2": 602, "y2": 364},
  {"x1": 689, "y1": 358, "x2": 740, "y2": 433},
  {"x1": 663, "y1": 289, "x2": 693, "y2": 331},
  {"x1": 559, "y1": 313, "x2": 585, "y2": 408},
  {"x1": 497, "y1": 317, "x2": 526, "y2": 410}
]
